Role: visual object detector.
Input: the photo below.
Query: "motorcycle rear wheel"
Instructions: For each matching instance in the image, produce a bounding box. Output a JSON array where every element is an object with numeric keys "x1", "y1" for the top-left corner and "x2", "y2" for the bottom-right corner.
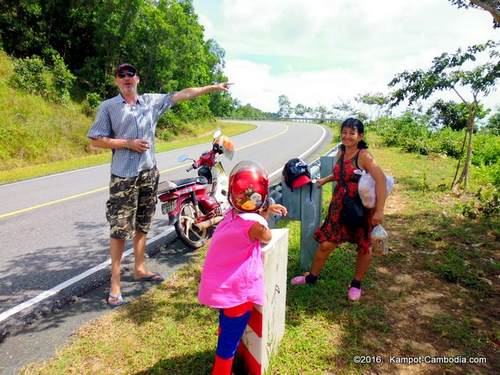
[{"x1": 174, "y1": 201, "x2": 208, "y2": 249}]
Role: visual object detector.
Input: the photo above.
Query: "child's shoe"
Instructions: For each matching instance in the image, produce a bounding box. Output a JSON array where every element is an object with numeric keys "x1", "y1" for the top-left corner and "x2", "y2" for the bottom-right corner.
[{"x1": 347, "y1": 287, "x2": 362, "y2": 301}]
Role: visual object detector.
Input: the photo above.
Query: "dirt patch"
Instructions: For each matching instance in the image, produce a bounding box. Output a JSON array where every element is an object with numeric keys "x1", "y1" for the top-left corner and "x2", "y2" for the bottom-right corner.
[{"x1": 362, "y1": 187, "x2": 498, "y2": 374}]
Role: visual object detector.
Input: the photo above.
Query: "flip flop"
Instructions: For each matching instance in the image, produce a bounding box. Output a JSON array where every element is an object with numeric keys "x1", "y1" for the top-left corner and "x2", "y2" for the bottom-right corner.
[
  {"x1": 107, "y1": 293, "x2": 127, "y2": 308},
  {"x1": 134, "y1": 272, "x2": 164, "y2": 283}
]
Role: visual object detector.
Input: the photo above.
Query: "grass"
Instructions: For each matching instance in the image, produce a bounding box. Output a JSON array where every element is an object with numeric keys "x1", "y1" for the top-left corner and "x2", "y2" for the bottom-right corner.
[
  {"x1": 0, "y1": 121, "x2": 255, "y2": 184},
  {"x1": 0, "y1": 51, "x2": 93, "y2": 170},
  {"x1": 430, "y1": 314, "x2": 489, "y2": 352}
]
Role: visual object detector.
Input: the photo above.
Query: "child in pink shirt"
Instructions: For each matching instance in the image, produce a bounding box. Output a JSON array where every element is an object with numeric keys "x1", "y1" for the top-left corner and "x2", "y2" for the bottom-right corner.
[{"x1": 198, "y1": 161, "x2": 287, "y2": 375}]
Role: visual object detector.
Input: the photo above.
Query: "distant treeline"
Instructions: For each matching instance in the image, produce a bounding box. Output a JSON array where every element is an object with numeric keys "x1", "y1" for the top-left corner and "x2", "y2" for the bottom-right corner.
[{"x1": 0, "y1": 0, "x2": 239, "y2": 124}]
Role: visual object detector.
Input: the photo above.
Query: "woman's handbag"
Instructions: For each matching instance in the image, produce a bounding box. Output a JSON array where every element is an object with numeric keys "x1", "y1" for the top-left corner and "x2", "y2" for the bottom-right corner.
[
  {"x1": 339, "y1": 152, "x2": 365, "y2": 229},
  {"x1": 341, "y1": 193, "x2": 365, "y2": 225}
]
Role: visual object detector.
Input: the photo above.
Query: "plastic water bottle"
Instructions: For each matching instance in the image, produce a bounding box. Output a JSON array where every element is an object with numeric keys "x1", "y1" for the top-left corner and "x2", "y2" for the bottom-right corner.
[{"x1": 371, "y1": 225, "x2": 388, "y2": 256}]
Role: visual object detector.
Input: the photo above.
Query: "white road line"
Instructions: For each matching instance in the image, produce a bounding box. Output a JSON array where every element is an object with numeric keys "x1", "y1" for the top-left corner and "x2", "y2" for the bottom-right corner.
[
  {"x1": 0, "y1": 228, "x2": 175, "y2": 323},
  {"x1": 269, "y1": 124, "x2": 327, "y2": 179},
  {"x1": 0, "y1": 123, "x2": 326, "y2": 324}
]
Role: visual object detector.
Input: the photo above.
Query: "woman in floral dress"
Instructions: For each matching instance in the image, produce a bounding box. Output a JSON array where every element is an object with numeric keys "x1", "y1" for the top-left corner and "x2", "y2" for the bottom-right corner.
[{"x1": 291, "y1": 118, "x2": 387, "y2": 301}]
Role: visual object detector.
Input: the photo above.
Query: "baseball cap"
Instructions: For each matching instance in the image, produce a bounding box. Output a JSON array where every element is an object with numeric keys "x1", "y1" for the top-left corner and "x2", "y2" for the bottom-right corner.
[
  {"x1": 114, "y1": 63, "x2": 138, "y2": 76},
  {"x1": 291, "y1": 174, "x2": 312, "y2": 189}
]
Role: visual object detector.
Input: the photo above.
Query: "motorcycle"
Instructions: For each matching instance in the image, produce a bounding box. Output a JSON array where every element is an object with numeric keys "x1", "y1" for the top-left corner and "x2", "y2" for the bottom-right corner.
[{"x1": 157, "y1": 130, "x2": 234, "y2": 249}]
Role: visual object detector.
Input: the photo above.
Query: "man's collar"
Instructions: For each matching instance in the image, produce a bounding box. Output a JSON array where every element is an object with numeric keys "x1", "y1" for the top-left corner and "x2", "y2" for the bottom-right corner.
[{"x1": 117, "y1": 93, "x2": 141, "y2": 105}]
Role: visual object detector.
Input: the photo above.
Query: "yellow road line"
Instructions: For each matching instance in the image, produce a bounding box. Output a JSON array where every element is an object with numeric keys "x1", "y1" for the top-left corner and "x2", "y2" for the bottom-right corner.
[
  {"x1": 0, "y1": 125, "x2": 289, "y2": 220},
  {"x1": 235, "y1": 126, "x2": 288, "y2": 151},
  {"x1": 0, "y1": 164, "x2": 189, "y2": 220}
]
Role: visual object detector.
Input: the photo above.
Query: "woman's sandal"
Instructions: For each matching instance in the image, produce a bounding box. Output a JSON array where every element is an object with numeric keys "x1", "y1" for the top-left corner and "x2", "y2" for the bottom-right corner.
[
  {"x1": 290, "y1": 272, "x2": 310, "y2": 285},
  {"x1": 107, "y1": 293, "x2": 127, "y2": 308},
  {"x1": 347, "y1": 287, "x2": 362, "y2": 301}
]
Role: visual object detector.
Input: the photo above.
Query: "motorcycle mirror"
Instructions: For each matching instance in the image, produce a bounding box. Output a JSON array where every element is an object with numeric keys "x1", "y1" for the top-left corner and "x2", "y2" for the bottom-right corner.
[
  {"x1": 177, "y1": 154, "x2": 190, "y2": 162},
  {"x1": 213, "y1": 129, "x2": 222, "y2": 139}
]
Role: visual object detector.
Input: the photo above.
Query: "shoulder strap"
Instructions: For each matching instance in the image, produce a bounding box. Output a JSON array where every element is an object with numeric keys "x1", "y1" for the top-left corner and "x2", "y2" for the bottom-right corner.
[
  {"x1": 339, "y1": 151, "x2": 346, "y2": 189},
  {"x1": 353, "y1": 150, "x2": 361, "y2": 170}
]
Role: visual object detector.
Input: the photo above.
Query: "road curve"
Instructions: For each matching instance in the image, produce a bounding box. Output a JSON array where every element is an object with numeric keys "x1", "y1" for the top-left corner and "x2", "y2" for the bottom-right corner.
[{"x1": 0, "y1": 121, "x2": 331, "y2": 318}]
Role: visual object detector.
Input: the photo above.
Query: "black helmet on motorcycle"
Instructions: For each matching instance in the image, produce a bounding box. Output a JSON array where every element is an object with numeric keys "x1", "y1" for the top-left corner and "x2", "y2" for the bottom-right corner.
[
  {"x1": 228, "y1": 161, "x2": 269, "y2": 212},
  {"x1": 214, "y1": 135, "x2": 234, "y2": 160},
  {"x1": 282, "y1": 158, "x2": 312, "y2": 190}
]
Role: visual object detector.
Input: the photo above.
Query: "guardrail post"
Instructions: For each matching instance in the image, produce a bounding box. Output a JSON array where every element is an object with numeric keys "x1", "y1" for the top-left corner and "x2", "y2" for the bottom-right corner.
[
  {"x1": 280, "y1": 182, "x2": 321, "y2": 270},
  {"x1": 320, "y1": 155, "x2": 336, "y2": 180},
  {"x1": 298, "y1": 184, "x2": 322, "y2": 270},
  {"x1": 267, "y1": 146, "x2": 339, "y2": 271}
]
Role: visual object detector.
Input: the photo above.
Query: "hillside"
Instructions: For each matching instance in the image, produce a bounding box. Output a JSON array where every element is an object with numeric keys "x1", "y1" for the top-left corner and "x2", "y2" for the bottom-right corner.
[{"x1": 0, "y1": 52, "x2": 93, "y2": 171}]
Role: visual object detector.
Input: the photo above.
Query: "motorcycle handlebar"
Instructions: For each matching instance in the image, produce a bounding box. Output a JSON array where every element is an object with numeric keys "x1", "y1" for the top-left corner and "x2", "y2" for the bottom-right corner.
[{"x1": 186, "y1": 163, "x2": 196, "y2": 172}]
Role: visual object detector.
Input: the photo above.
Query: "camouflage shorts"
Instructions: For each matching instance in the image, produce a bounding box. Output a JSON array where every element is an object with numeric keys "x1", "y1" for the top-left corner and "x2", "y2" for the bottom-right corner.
[{"x1": 106, "y1": 167, "x2": 159, "y2": 240}]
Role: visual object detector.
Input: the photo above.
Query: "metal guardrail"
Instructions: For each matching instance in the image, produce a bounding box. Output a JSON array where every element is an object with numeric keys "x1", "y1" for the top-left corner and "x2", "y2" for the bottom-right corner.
[
  {"x1": 223, "y1": 116, "x2": 339, "y2": 124},
  {"x1": 267, "y1": 144, "x2": 340, "y2": 270},
  {"x1": 268, "y1": 144, "x2": 339, "y2": 205}
]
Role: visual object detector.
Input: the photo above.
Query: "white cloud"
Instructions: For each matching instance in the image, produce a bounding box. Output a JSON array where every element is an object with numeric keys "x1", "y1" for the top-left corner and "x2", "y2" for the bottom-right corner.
[
  {"x1": 194, "y1": 0, "x2": 500, "y2": 112},
  {"x1": 225, "y1": 59, "x2": 386, "y2": 112},
  {"x1": 197, "y1": 13, "x2": 215, "y2": 40}
]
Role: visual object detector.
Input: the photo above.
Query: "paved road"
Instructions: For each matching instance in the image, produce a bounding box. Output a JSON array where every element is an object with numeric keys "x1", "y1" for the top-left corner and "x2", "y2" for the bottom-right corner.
[{"x1": 0, "y1": 120, "x2": 331, "y2": 374}]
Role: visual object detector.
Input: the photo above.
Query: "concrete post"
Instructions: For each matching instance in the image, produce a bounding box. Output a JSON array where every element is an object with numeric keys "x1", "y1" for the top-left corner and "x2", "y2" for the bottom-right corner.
[{"x1": 238, "y1": 229, "x2": 289, "y2": 374}]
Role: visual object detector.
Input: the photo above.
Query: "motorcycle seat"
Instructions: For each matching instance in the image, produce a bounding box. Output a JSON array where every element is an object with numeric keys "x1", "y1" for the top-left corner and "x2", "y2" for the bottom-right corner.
[
  {"x1": 157, "y1": 177, "x2": 208, "y2": 194},
  {"x1": 173, "y1": 177, "x2": 208, "y2": 187}
]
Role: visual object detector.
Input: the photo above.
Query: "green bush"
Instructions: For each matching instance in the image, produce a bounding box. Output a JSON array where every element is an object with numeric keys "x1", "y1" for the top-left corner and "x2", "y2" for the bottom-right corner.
[
  {"x1": 158, "y1": 128, "x2": 176, "y2": 141},
  {"x1": 49, "y1": 53, "x2": 75, "y2": 102},
  {"x1": 472, "y1": 133, "x2": 500, "y2": 166},
  {"x1": 9, "y1": 54, "x2": 75, "y2": 103},
  {"x1": 82, "y1": 92, "x2": 101, "y2": 116},
  {"x1": 10, "y1": 56, "x2": 50, "y2": 97},
  {"x1": 373, "y1": 114, "x2": 500, "y2": 186},
  {"x1": 461, "y1": 184, "x2": 500, "y2": 218},
  {"x1": 474, "y1": 162, "x2": 500, "y2": 186},
  {"x1": 376, "y1": 113, "x2": 432, "y2": 154},
  {"x1": 428, "y1": 127, "x2": 464, "y2": 158}
]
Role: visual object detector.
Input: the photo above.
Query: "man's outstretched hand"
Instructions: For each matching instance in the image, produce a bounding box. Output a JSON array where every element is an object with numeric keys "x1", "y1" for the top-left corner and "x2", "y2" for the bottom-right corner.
[{"x1": 212, "y1": 82, "x2": 233, "y2": 92}]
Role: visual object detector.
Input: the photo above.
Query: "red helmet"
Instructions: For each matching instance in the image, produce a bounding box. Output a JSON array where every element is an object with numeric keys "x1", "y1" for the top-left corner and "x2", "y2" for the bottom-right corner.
[{"x1": 229, "y1": 161, "x2": 269, "y2": 212}]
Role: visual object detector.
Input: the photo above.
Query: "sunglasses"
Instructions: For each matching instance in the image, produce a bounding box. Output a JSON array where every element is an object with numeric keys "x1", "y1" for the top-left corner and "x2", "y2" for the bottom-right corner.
[{"x1": 117, "y1": 71, "x2": 136, "y2": 78}]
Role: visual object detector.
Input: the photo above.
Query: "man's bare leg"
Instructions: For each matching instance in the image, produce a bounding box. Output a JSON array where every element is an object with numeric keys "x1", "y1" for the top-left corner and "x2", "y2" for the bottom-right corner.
[
  {"x1": 110, "y1": 237, "x2": 126, "y2": 296},
  {"x1": 132, "y1": 230, "x2": 149, "y2": 278}
]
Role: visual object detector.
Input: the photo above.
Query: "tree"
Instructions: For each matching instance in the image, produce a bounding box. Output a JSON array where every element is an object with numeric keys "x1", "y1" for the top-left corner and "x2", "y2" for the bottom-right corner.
[
  {"x1": 314, "y1": 105, "x2": 329, "y2": 121},
  {"x1": 449, "y1": 0, "x2": 500, "y2": 28},
  {"x1": 484, "y1": 108, "x2": 500, "y2": 134},
  {"x1": 277, "y1": 95, "x2": 292, "y2": 118},
  {"x1": 330, "y1": 100, "x2": 368, "y2": 123},
  {"x1": 294, "y1": 103, "x2": 307, "y2": 117},
  {"x1": 205, "y1": 39, "x2": 233, "y2": 117},
  {"x1": 356, "y1": 92, "x2": 391, "y2": 121},
  {"x1": 331, "y1": 100, "x2": 356, "y2": 120},
  {"x1": 427, "y1": 99, "x2": 488, "y2": 131},
  {"x1": 389, "y1": 40, "x2": 499, "y2": 192},
  {"x1": 231, "y1": 102, "x2": 268, "y2": 119},
  {"x1": 0, "y1": 0, "x2": 231, "y2": 123}
]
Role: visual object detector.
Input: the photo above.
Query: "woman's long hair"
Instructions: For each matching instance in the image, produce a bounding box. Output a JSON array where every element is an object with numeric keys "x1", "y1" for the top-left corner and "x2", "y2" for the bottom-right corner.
[{"x1": 340, "y1": 118, "x2": 368, "y2": 151}]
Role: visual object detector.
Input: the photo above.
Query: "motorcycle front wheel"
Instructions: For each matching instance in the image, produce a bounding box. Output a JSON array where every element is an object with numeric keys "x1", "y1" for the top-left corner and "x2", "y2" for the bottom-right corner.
[{"x1": 174, "y1": 201, "x2": 208, "y2": 249}]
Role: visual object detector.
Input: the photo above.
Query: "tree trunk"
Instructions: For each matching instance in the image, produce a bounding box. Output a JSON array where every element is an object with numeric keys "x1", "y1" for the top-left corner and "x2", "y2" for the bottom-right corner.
[
  {"x1": 455, "y1": 114, "x2": 475, "y2": 191},
  {"x1": 451, "y1": 130, "x2": 467, "y2": 188}
]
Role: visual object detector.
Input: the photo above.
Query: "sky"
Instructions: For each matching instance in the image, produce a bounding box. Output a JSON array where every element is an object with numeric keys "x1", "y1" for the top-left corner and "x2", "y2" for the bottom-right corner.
[{"x1": 192, "y1": 0, "x2": 499, "y2": 114}]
